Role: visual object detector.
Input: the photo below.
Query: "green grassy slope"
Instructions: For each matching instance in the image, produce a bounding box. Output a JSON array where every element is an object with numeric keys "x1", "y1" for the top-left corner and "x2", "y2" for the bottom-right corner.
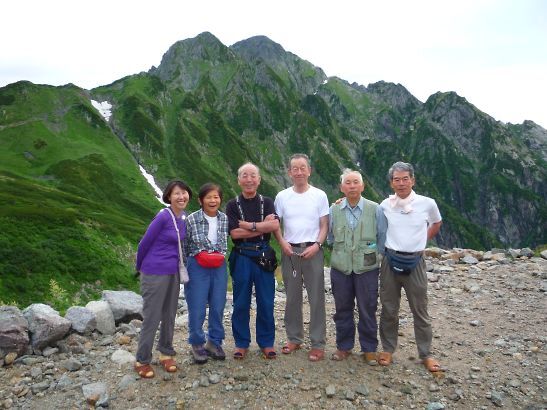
[{"x1": 0, "y1": 81, "x2": 161, "y2": 311}]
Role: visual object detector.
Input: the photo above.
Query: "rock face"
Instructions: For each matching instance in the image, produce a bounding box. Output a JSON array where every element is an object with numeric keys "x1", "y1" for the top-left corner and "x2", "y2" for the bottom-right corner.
[
  {"x1": 101, "y1": 290, "x2": 143, "y2": 323},
  {"x1": 64, "y1": 306, "x2": 96, "y2": 334},
  {"x1": 84, "y1": 301, "x2": 115, "y2": 335},
  {"x1": 22, "y1": 304, "x2": 70, "y2": 351},
  {"x1": 0, "y1": 306, "x2": 29, "y2": 358}
]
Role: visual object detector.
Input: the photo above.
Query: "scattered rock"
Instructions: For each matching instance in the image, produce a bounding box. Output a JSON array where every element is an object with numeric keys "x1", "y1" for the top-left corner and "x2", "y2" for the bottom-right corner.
[
  {"x1": 23, "y1": 304, "x2": 70, "y2": 350},
  {"x1": 111, "y1": 349, "x2": 135, "y2": 365},
  {"x1": 101, "y1": 290, "x2": 143, "y2": 323},
  {"x1": 65, "y1": 306, "x2": 96, "y2": 334},
  {"x1": 0, "y1": 306, "x2": 29, "y2": 359},
  {"x1": 85, "y1": 301, "x2": 115, "y2": 335}
]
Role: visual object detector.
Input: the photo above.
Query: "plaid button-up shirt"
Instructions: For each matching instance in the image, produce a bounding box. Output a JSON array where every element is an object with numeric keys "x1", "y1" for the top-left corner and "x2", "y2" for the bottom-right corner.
[{"x1": 184, "y1": 209, "x2": 228, "y2": 257}]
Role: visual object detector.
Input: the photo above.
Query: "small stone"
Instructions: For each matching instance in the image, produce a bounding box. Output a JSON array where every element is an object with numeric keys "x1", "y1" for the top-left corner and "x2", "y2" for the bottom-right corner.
[
  {"x1": 489, "y1": 390, "x2": 504, "y2": 407},
  {"x1": 61, "y1": 358, "x2": 82, "y2": 371},
  {"x1": 426, "y1": 403, "x2": 445, "y2": 410},
  {"x1": 31, "y1": 380, "x2": 50, "y2": 393},
  {"x1": 111, "y1": 349, "x2": 135, "y2": 365},
  {"x1": 209, "y1": 373, "x2": 221, "y2": 384},
  {"x1": 469, "y1": 320, "x2": 480, "y2": 327},
  {"x1": 4, "y1": 352, "x2": 17, "y2": 365},
  {"x1": 530, "y1": 346, "x2": 540, "y2": 353},
  {"x1": 118, "y1": 374, "x2": 137, "y2": 391},
  {"x1": 429, "y1": 383, "x2": 440, "y2": 392},
  {"x1": 355, "y1": 384, "x2": 369, "y2": 396},
  {"x1": 42, "y1": 346, "x2": 59, "y2": 357},
  {"x1": 326, "y1": 384, "x2": 336, "y2": 398},
  {"x1": 116, "y1": 335, "x2": 131, "y2": 345},
  {"x1": 199, "y1": 375, "x2": 209, "y2": 387},
  {"x1": 344, "y1": 390, "x2": 355, "y2": 401}
]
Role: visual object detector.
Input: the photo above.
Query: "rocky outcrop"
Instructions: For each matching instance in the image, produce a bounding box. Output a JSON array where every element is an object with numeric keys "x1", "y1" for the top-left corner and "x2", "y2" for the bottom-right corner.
[
  {"x1": 22, "y1": 304, "x2": 70, "y2": 351},
  {"x1": 101, "y1": 290, "x2": 143, "y2": 323},
  {"x1": 0, "y1": 306, "x2": 29, "y2": 359},
  {"x1": 84, "y1": 301, "x2": 116, "y2": 335},
  {"x1": 64, "y1": 306, "x2": 96, "y2": 334}
]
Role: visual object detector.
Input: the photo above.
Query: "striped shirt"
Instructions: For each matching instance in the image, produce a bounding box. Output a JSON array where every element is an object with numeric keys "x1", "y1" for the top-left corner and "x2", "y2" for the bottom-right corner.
[{"x1": 185, "y1": 209, "x2": 228, "y2": 256}]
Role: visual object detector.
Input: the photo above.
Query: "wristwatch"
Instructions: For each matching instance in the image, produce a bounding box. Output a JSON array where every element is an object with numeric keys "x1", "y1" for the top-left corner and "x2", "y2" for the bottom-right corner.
[
  {"x1": 251, "y1": 222, "x2": 257, "y2": 232},
  {"x1": 315, "y1": 241, "x2": 323, "y2": 249}
]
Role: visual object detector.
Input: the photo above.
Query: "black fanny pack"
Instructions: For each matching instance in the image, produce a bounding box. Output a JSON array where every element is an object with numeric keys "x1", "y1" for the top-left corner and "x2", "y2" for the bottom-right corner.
[
  {"x1": 253, "y1": 247, "x2": 278, "y2": 272},
  {"x1": 385, "y1": 250, "x2": 422, "y2": 275}
]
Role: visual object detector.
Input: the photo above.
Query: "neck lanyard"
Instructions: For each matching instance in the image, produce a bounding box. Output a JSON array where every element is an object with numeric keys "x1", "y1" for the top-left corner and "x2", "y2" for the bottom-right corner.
[
  {"x1": 347, "y1": 205, "x2": 361, "y2": 230},
  {"x1": 236, "y1": 194, "x2": 264, "y2": 241}
]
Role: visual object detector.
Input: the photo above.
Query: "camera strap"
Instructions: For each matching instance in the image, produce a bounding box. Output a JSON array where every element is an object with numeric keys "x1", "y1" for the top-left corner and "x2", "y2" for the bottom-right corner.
[{"x1": 236, "y1": 194, "x2": 264, "y2": 241}]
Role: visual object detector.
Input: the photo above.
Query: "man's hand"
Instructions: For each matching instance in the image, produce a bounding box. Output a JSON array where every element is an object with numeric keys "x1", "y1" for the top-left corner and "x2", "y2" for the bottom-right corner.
[
  {"x1": 280, "y1": 240, "x2": 294, "y2": 256},
  {"x1": 301, "y1": 242, "x2": 321, "y2": 259}
]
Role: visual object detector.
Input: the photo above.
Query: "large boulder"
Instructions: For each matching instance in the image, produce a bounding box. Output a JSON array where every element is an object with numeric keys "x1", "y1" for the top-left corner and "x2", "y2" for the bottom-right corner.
[
  {"x1": 101, "y1": 291, "x2": 143, "y2": 323},
  {"x1": 65, "y1": 306, "x2": 97, "y2": 334},
  {"x1": 85, "y1": 301, "x2": 115, "y2": 335},
  {"x1": 23, "y1": 304, "x2": 70, "y2": 351},
  {"x1": 0, "y1": 306, "x2": 30, "y2": 359}
]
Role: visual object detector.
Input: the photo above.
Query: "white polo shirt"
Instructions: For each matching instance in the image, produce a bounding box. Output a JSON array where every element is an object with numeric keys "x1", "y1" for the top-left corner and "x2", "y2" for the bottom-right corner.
[
  {"x1": 380, "y1": 194, "x2": 442, "y2": 252},
  {"x1": 275, "y1": 185, "x2": 329, "y2": 243}
]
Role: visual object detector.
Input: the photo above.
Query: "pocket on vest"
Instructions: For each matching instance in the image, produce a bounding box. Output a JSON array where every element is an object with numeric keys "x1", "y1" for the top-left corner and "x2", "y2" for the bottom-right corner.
[{"x1": 363, "y1": 250, "x2": 377, "y2": 267}]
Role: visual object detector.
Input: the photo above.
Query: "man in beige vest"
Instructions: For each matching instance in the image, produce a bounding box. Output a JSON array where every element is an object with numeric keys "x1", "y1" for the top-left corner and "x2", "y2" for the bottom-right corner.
[{"x1": 327, "y1": 169, "x2": 379, "y2": 364}]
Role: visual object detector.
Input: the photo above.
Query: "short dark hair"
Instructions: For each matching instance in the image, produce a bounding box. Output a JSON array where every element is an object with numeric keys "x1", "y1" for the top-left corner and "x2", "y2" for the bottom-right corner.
[
  {"x1": 288, "y1": 153, "x2": 311, "y2": 169},
  {"x1": 388, "y1": 161, "x2": 415, "y2": 180},
  {"x1": 162, "y1": 180, "x2": 193, "y2": 204},
  {"x1": 198, "y1": 183, "x2": 223, "y2": 203}
]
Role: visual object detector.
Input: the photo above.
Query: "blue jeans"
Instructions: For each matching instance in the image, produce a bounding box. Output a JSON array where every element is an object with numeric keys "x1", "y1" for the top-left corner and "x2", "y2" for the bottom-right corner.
[
  {"x1": 230, "y1": 249, "x2": 275, "y2": 348},
  {"x1": 330, "y1": 267, "x2": 379, "y2": 352},
  {"x1": 184, "y1": 256, "x2": 227, "y2": 346}
]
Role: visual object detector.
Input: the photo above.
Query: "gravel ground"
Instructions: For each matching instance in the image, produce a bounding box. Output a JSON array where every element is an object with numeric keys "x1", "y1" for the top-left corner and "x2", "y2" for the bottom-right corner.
[{"x1": 1, "y1": 251, "x2": 546, "y2": 409}]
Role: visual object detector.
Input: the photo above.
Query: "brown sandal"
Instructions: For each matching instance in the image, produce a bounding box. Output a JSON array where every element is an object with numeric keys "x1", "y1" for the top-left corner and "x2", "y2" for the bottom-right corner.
[
  {"x1": 331, "y1": 350, "x2": 351, "y2": 361},
  {"x1": 422, "y1": 357, "x2": 442, "y2": 372},
  {"x1": 134, "y1": 362, "x2": 155, "y2": 378},
  {"x1": 308, "y1": 348, "x2": 325, "y2": 362},
  {"x1": 261, "y1": 347, "x2": 277, "y2": 360},
  {"x1": 233, "y1": 347, "x2": 248, "y2": 360},
  {"x1": 159, "y1": 357, "x2": 177, "y2": 372},
  {"x1": 377, "y1": 352, "x2": 393, "y2": 367},
  {"x1": 281, "y1": 342, "x2": 301, "y2": 354}
]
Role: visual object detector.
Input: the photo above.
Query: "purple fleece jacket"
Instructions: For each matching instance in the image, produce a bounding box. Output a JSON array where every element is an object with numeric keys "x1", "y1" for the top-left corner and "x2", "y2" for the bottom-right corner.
[{"x1": 136, "y1": 208, "x2": 187, "y2": 275}]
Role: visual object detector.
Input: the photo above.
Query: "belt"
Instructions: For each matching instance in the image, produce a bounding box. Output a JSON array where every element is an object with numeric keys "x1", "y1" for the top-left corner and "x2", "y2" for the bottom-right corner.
[
  {"x1": 235, "y1": 244, "x2": 266, "y2": 251},
  {"x1": 289, "y1": 242, "x2": 315, "y2": 248},
  {"x1": 386, "y1": 248, "x2": 423, "y2": 256}
]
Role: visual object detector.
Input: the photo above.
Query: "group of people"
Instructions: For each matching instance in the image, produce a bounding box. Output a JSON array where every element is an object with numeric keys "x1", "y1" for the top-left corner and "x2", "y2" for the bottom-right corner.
[{"x1": 133, "y1": 154, "x2": 443, "y2": 378}]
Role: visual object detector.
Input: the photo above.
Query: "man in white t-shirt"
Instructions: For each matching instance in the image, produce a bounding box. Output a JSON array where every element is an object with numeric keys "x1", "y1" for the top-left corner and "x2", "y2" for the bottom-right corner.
[
  {"x1": 376, "y1": 161, "x2": 443, "y2": 373},
  {"x1": 274, "y1": 154, "x2": 329, "y2": 362}
]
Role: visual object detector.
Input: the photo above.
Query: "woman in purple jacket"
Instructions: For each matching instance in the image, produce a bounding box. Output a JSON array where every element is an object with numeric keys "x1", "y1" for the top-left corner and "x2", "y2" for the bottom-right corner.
[{"x1": 134, "y1": 180, "x2": 192, "y2": 378}]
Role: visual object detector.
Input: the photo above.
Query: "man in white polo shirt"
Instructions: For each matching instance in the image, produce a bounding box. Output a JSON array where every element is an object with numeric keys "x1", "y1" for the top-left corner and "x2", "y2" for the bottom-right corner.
[
  {"x1": 376, "y1": 161, "x2": 443, "y2": 372},
  {"x1": 274, "y1": 153, "x2": 329, "y2": 362}
]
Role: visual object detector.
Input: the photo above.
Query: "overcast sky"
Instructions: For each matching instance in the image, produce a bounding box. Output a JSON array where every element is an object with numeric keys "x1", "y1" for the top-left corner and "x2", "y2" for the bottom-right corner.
[{"x1": 2, "y1": 0, "x2": 546, "y2": 128}]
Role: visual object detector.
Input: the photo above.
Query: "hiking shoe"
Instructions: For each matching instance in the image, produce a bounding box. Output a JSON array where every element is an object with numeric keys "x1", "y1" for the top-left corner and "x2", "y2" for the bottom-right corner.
[
  {"x1": 191, "y1": 345, "x2": 208, "y2": 364},
  {"x1": 205, "y1": 340, "x2": 226, "y2": 360}
]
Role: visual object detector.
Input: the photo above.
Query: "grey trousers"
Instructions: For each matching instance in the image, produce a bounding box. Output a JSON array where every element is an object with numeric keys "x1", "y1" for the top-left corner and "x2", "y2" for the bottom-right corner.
[
  {"x1": 136, "y1": 273, "x2": 179, "y2": 364},
  {"x1": 379, "y1": 255, "x2": 432, "y2": 359},
  {"x1": 281, "y1": 246, "x2": 326, "y2": 349}
]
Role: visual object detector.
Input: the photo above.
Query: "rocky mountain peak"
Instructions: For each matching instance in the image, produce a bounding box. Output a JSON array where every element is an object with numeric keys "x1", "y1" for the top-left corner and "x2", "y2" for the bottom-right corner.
[
  {"x1": 231, "y1": 35, "x2": 326, "y2": 96},
  {"x1": 150, "y1": 32, "x2": 237, "y2": 90},
  {"x1": 230, "y1": 35, "x2": 287, "y2": 62},
  {"x1": 367, "y1": 81, "x2": 421, "y2": 112}
]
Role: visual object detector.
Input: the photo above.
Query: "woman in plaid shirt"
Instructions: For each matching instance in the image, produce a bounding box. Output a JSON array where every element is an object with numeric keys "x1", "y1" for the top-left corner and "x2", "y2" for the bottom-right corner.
[{"x1": 184, "y1": 183, "x2": 229, "y2": 364}]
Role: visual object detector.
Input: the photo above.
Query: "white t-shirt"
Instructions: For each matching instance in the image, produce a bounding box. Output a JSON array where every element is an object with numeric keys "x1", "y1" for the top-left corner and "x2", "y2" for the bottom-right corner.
[
  {"x1": 203, "y1": 213, "x2": 218, "y2": 245},
  {"x1": 381, "y1": 194, "x2": 442, "y2": 252},
  {"x1": 275, "y1": 185, "x2": 330, "y2": 243}
]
